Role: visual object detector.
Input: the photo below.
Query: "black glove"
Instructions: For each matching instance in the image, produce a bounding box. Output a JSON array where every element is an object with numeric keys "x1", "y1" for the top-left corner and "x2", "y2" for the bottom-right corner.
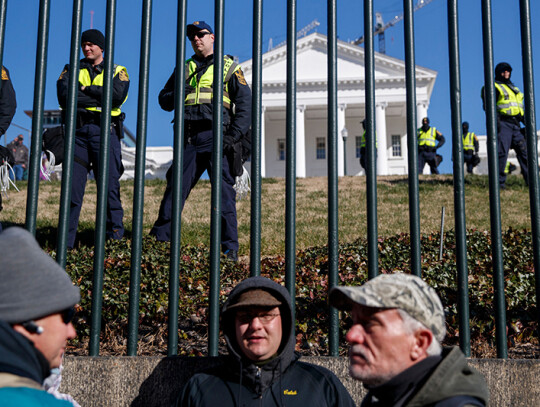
[{"x1": 223, "y1": 134, "x2": 237, "y2": 154}]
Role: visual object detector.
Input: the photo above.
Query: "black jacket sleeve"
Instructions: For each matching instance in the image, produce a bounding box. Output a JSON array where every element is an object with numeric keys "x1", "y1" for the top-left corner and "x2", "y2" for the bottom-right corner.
[
  {"x1": 57, "y1": 64, "x2": 100, "y2": 108},
  {"x1": 0, "y1": 67, "x2": 16, "y2": 135},
  {"x1": 158, "y1": 69, "x2": 176, "y2": 112},
  {"x1": 82, "y1": 67, "x2": 129, "y2": 108},
  {"x1": 436, "y1": 133, "x2": 446, "y2": 150},
  {"x1": 57, "y1": 64, "x2": 129, "y2": 109},
  {"x1": 226, "y1": 67, "x2": 252, "y2": 141}
]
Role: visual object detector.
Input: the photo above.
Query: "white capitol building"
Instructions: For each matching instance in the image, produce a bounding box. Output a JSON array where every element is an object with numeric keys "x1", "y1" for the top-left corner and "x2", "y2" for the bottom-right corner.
[{"x1": 43, "y1": 33, "x2": 534, "y2": 180}]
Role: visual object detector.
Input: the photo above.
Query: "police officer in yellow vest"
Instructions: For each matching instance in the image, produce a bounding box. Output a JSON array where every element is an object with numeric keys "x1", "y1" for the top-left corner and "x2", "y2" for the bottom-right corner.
[
  {"x1": 482, "y1": 62, "x2": 528, "y2": 189},
  {"x1": 462, "y1": 122, "x2": 480, "y2": 174},
  {"x1": 417, "y1": 117, "x2": 445, "y2": 174},
  {"x1": 150, "y1": 21, "x2": 252, "y2": 262},
  {"x1": 57, "y1": 29, "x2": 129, "y2": 248},
  {"x1": 359, "y1": 119, "x2": 377, "y2": 171}
]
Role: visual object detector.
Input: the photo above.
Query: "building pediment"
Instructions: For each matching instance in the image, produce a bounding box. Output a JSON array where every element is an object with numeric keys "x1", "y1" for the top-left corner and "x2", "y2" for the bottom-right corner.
[{"x1": 241, "y1": 32, "x2": 437, "y2": 96}]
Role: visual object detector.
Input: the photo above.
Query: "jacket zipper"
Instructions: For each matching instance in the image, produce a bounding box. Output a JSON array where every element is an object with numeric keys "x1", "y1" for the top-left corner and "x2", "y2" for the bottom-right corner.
[{"x1": 256, "y1": 366, "x2": 263, "y2": 404}]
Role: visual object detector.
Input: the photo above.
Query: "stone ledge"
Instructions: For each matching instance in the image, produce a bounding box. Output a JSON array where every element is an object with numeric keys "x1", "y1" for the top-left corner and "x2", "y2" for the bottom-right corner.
[{"x1": 61, "y1": 356, "x2": 540, "y2": 406}]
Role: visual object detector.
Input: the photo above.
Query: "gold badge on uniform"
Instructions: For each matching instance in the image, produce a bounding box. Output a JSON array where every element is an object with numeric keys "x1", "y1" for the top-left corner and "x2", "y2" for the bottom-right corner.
[
  {"x1": 235, "y1": 69, "x2": 247, "y2": 85},
  {"x1": 58, "y1": 69, "x2": 68, "y2": 80},
  {"x1": 119, "y1": 69, "x2": 129, "y2": 82},
  {"x1": 1, "y1": 68, "x2": 8, "y2": 80}
]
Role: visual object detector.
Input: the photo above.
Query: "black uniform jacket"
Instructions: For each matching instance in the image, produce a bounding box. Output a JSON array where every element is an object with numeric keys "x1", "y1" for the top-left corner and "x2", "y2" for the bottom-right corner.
[
  {"x1": 57, "y1": 59, "x2": 129, "y2": 113},
  {"x1": 0, "y1": 66, "x2": 16, "y2": 135},
  {"x1": 158, "y1": 53, "x2": 251, "y2": 142}
]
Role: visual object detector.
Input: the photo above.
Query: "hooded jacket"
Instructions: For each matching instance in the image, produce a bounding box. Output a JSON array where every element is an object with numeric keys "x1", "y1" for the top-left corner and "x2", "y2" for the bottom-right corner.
[
  {"x1": 361, "y1": 346, "x2": 489, "y2": 407},
  {"x1": 178, "y1": 276, "x2": 355, "y2": 407},
  {"x1": 0, "y1": 321, "x2": 73, "y2": 406}
]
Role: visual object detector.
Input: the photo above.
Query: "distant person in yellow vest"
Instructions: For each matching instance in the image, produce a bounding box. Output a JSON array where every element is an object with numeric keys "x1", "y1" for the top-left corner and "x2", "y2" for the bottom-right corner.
[
  {"x1": 57, "y1": 29, "x2": 129, "y2": 248},
  {"x1": 481, "y1": 62, "x2": 528, "y2": 189},
  {"x1": 359, "y1": 119, "x2": 377, "y2": 172},
  {"x1": 462, "y1": 122, "x2": 480, "y2": 174},
  {"x1": 417, "y1": 117, "x2": 445, "y2": 174},
  {"x1": 150, "y1": 21, "x2": 252, "y2": 262}
]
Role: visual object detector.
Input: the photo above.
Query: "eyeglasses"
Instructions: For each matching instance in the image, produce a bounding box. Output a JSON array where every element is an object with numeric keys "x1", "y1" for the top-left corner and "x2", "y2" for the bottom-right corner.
[
  {"x1": 188, "y1": 31, "x2": 210, "y2": 41},
  {"x1": 62, "y1": 307, "x2": 76, "y2": 324},
  {"x1": 236, "y1": 311, "x2": 280, "y2": 325}
]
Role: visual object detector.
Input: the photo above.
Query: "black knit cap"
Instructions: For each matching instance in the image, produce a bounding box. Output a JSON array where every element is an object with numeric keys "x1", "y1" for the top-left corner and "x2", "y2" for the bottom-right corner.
[
  {"x1": 495, "y1": 62, "x2": 512, "y2": 79},
  {"x1": 81, "y1": 29, "x2": 105, "y2": 50}
]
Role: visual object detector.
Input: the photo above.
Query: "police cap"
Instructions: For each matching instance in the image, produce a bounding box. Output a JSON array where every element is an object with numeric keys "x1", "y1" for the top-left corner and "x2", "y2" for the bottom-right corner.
[{"x1": 187, "y1": 21, "x2": 214, "y2": 37}]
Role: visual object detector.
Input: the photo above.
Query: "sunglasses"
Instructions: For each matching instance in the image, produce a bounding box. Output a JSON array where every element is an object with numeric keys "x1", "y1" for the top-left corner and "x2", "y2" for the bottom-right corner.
[
  {"x1": 188, "y1": 31, "x2": 211, "y2": 41},
  {"x1": 62, "y1": 307, "x2": 76, "y2": 324}
]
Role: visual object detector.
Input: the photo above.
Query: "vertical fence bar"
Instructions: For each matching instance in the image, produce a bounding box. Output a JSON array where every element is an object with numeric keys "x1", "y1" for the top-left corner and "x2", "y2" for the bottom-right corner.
[
  {"x1": 250, "y1": 0, "x2": 263, "y2": 277},
  {"x1": 25, "y1": 0, "x2": 51, "y2": 235},
  {"x1": 208, "y1": 0, "x2": 225, "y2": 356},
  {"x1": 167, "y1": 0, "x2": 187, "y2": 356},
  {"x1": 285, "y1": 0, "x2": 297, "y2": 321},
  {"x1": 403, "y1": 0, "x2": 421, "y2": 277},
  {"x1": 364, "y1": 0, "x2": 378, "y2": 281},
  {"x1": 327, "y1": 0, "x2": 339, "y2": 357},
  {"x1": 89, "y1": 0, "x2": 117, "y2": 356},
  {"x1": 519, "y1": 0, "x2": 540, "y2": 334},
  {"x1": 127, "y1": 0, "x2": 153, "y2": 356},
  {"x1": 480, "y1": 0, "x2": 507, "y2": 358},
  {"x1": 56, "y1": 0, "x2": 83, "y2": 267},
  {"x1": 447, "y1": 0, "x2": 470, "y2": 355}
]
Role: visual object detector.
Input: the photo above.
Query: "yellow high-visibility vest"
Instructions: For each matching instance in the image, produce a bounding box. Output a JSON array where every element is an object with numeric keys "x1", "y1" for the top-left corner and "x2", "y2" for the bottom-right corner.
[
  {"x1": 184, "y1": 56, "x2": 240, "y2": 109},
  {"x1": 495, "y1": 83, "x2": 524, "y2": 117},
  {"x1": 463, "y1": 132, "x2": 476, "y2": 152},
  {"x1": 78, "y1": 64, "x2": 128, "y2": 116},
  {"x1": 361, "y1": 130, "x2": 378, "y2": 148},
  {"x1": 418, "y1": 127, "x2": 437, "y2": 147}
]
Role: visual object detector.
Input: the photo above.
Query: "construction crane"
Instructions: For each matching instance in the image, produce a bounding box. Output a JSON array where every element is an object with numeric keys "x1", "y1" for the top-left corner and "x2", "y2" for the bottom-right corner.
[
  {"x1": 352, "y1": 0, "x2": 436, "y2": 54},
  {"x1": 268, "y1": 19, "x2": 320, "y2": 51}
]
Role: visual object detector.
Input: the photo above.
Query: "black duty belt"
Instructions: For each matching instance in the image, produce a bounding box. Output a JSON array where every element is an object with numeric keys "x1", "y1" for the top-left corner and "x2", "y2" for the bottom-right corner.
[
  {"x1": 499, "y1": 115, "x2": 521, "y2": 125},
  {"x1": 185, "y1": 120, "x2": 213, "y2": 135}
]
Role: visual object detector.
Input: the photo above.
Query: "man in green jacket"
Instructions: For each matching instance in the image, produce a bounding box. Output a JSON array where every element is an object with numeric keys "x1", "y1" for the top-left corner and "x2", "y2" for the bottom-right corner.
[
  {"x1": 330, "y1": 273, "x2": 489, "y2": 407},
  {"x1": 0, "y1": 227, "x2": 80, "y2": 406}
]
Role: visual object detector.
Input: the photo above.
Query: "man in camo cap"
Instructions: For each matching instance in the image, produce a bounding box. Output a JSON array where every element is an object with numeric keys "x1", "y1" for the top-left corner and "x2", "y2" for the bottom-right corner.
[{"x1": 330, "y1": 273, "x2": 489, "y2": 407}]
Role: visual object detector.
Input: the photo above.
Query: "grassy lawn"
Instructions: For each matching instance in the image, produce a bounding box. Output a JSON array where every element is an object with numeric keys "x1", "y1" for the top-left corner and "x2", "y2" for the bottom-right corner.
[
  {"x1": 0, "y1": 173, "x2": 532, "y2": 255},
  {"x1": 3, "y1": 174, "x2": 537, "y2": 358}
]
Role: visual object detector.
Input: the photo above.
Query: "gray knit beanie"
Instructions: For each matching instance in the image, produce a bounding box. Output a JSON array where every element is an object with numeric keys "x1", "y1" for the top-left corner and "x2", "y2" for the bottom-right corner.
[{"x1": 0, "y1": 227, "x2": 80, "y2": 323}]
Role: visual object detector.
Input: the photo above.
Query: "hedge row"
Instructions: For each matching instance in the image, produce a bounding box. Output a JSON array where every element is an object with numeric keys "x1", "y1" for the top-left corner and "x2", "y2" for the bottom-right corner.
[{"x1": 58, "y1": 228, "x2": 538, "y2": 355}]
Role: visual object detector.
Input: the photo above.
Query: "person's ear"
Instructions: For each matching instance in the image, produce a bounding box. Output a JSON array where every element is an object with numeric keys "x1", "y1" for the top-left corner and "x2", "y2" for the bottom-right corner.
[
  {"x1": 410, "y1": 328, "x2": 433, "y2": 360},
  {"x1": 12, "y1": 323, "x2": 42, "y2": 342}
]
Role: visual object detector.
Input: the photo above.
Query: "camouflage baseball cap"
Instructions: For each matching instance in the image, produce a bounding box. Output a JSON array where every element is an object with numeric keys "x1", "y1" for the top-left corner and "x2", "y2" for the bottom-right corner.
[{"x1": 329, "y1": 273, "x2": 446, "y2": 340}]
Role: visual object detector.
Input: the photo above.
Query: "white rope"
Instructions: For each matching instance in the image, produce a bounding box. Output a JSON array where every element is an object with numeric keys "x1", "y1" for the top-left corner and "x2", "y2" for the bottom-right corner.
[
  {"x1": 233, "y1": 165, "x2": 251, "y2": 201},
  {"x1": 0, "y1": 161, "x2": 19, "y2": 200},
  {"x1": 40, "y1": 151, "x2": 56, "y2": 182}
]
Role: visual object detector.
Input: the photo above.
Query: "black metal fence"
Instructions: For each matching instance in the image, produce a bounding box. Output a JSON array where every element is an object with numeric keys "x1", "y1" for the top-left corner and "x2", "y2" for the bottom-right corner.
[{"x1": 5, "y1": 0, "x2": 539, "y2": 359}]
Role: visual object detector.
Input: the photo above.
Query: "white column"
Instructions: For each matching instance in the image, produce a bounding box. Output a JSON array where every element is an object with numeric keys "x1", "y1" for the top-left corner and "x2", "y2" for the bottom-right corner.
[
  {"x1": 261, "y1": 106, "x2": 266, "y2": 178},
  {"x1": 337, "y1": 104, "x2": 347, "y2": 177},
  {"x1": 417, "y1": 101, "x2": 428, "y2": 127},
  {"x1": 375, "y1": 102, "x2": 388, "y2": 176},
  {"x1": 296, "y1": 105, "x2": 306, "y2": 178}
]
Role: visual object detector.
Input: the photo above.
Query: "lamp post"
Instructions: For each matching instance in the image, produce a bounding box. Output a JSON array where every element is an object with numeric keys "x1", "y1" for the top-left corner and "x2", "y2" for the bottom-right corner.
[{"x1": 341, "y1": 127, "x2": 348, "y2": 176}]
